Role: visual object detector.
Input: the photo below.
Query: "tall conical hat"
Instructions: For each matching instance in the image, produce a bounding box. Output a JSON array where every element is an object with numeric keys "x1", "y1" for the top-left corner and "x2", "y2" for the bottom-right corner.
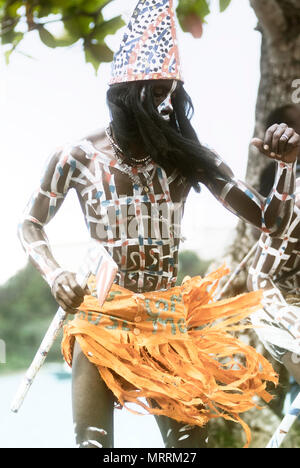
[{"x1": 109, "y1": 0, "x2": 183, "y2": 85}]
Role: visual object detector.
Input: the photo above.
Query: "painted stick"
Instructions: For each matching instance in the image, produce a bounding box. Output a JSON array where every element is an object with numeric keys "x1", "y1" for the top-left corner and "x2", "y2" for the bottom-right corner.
[
  {"x1": 266, "y1": 391, "x2": 300, "y2": 448},
  {"x1": 10, "y1": 277, "x2": 86, "y2": 414},
  {"x1": 10, "y1": 240, "x2": 118, "y2": 413},
  {"x1": 215, "y1": 241, "x2": 258, "y2": 301}
]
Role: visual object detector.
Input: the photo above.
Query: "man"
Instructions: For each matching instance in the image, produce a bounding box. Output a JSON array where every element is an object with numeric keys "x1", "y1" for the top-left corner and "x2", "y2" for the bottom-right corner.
[
  {"x1": 19, "y1": 0, "x2": 299, "y2": 449},
  {"x1": 248, "y1": 171, "x2": 300, "y2": 378},
  {"x1": 248, "y1": 105, "x2": 300, "y2": 384}
]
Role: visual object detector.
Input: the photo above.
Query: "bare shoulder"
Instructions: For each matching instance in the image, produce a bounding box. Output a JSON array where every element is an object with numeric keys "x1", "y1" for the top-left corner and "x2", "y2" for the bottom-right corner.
[
  {"x1": 65, "y1": 128, "x2": 108, "y2": 163},
  {"x1": 81, "y1": 127, "x2": 108, "y2": 152},
  {"x1": 79, "y1": 126, "x2": 115, "y2": 162}
]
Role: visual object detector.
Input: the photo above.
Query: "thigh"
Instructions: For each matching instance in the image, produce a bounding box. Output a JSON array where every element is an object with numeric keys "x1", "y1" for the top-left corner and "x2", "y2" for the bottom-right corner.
[
  {"x1": 154, "y1": 415, "x2": 208, "y2": 448},
  {"x1": 72, "y1": 339, "x2": 115, "y2": 448},
  {"x1": 150, "y1": 400, "x2": 208, "y2": 448}
]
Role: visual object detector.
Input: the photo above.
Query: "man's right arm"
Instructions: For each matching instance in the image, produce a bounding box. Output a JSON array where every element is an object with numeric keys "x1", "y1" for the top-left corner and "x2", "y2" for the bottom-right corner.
[{"x1": 19, "y1": 146, "x2": 87, "y2": 314}]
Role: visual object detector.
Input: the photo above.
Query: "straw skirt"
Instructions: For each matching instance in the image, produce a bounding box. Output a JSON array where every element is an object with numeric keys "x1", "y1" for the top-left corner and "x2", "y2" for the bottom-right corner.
[{"x1": 61, "y1": 266, "x2": 278, "y2": 447}]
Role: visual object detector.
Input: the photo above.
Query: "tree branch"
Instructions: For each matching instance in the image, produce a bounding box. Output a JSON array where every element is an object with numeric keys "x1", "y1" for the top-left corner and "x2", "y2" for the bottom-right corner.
[
  {"x1": 250, "y1": 0, "x2": 286, "y2": 44},
  {"x1": 25, "y1": 2, "x2": 35, "y2": 31}
]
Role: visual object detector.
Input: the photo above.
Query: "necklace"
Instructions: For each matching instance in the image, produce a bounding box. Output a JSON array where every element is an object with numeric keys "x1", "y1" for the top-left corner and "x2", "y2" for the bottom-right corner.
[
  {"x1": 130, "y1": 155, "x2": 152, "y2": 164},
  {"x1": 105, "y1": 127, "x2": 156, "y2": 191},
  {"x1": 105, "y1": 127, "x2": 152, "y2": 165}
]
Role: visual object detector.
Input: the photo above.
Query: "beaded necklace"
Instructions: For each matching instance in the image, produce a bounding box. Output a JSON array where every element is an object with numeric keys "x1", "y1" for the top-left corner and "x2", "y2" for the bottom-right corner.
[
  {"x1": 105, "y1": 127, "x2": 156, "y2": 192},
  {"x1": 105, "y1": 126, "x2": 151, "y2": 164}
]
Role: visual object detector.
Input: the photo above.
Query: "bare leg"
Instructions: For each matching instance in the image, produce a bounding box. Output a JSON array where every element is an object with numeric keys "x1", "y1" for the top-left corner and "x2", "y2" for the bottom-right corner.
[
  {"x1": 282, "y1": 352, "x2": 300, "y2": 386},
  {"x1": 72, "y1": 339, "x2": 115, "y2": 448},
  {"x1": 154, "y1": 414, "x2": 208, "y2": 448},
  {"x1": 150, "y1": 400, "x2": 208, "y2": 448}
]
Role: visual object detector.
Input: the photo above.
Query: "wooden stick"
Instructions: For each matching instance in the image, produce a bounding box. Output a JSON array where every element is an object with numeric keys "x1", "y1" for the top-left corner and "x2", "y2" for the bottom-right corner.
[
  {"x1": 267, "y1": 391, "x2": 300, "y2": 448},
  {"x1": 11, "y1": 241, "x2": 118, "y2": 413},
  {"x1": 10, "y1": 269, "x2": 89, "y2": 413},
  {"x1": 215, "y1": 241, "x2": 258, "y2": 301}
]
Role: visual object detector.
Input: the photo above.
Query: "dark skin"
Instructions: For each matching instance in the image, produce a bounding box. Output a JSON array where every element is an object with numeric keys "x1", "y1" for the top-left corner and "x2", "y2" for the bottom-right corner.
[
  {"x1": 51, "y1": 80, "x2": 179, "y2": 313},
  {"x1": 51, "y1": 83, "x2": 300, "y2": 314},
  {"x1": 248, "y1": 107, "x2": 300, "y2": 384},
  {"x1": 71, "y1": 80, "x2": 208, "y2": 448},
  {"x1": 20, "y1": 80, "x2": 300, "y2": 448},
  {"x1": 52, "y1": 123, "x2": 300, "y2": 313}
]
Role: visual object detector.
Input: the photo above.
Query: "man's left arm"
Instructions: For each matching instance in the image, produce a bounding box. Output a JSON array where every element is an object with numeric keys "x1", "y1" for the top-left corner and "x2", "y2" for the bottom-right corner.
[{"x1": 201, "y1": 123, "x2": 300, "y2": 237}]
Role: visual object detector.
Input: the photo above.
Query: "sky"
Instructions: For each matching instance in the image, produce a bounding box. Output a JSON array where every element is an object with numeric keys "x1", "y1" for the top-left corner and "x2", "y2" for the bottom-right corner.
[{"x1": 0, "y1": 0, "x2": 261, "y2": 284}]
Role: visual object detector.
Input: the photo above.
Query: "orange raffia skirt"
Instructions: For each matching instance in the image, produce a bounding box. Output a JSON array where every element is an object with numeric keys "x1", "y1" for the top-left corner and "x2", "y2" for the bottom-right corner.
[{"x1": 61, "y1": 266, "x2": 278, "y2": 447}]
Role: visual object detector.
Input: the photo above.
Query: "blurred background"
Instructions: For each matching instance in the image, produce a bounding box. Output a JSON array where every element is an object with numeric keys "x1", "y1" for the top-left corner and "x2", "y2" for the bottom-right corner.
[{"x1": 1, "y1": 0, "x2": 300, "y2": 448}]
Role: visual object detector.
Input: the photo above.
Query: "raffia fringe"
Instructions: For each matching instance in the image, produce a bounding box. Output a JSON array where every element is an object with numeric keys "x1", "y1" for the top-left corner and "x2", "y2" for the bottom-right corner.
[{"x1": 61, "y1": 266, "x2": 278, "y2": 447}]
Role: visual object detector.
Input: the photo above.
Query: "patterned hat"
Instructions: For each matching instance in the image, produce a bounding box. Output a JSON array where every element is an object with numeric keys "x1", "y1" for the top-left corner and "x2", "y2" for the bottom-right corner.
[{"x1": 109, "y1": 0, "x2": 183, "y2": 85}]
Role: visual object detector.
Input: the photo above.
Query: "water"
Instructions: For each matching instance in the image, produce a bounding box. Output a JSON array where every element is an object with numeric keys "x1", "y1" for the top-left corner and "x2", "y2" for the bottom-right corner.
[{"x1": 0, "y1": 365, "x2": 164, "y2": 448}]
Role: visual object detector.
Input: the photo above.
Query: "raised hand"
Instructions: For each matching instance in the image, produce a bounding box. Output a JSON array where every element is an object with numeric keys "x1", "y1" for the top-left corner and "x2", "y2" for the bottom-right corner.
[{"x1": 251, "y1": 123, "x2": 300, "y2": 164}]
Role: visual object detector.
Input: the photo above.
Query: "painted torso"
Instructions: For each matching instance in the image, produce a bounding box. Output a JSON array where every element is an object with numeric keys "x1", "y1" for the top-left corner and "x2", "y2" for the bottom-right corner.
[
  {"x1": 274, "y1": 207, "x2": 300, "y2": 295},
  {"x1": 26, "y1": 129, "x2": 191, "y2": 293},
  {"x1": 249, "y1": 182, "x2": 300, "y2": 297},
  {"x1": 21, "y1": 128, "x2": 297, "y2": 295}
]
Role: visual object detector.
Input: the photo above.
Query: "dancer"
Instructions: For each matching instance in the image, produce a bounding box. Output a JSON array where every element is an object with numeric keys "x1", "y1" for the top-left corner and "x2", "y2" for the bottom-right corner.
[
  {"x1": 248, "y1": 102, "x2": 300, "y2": 385},
  {"x1": 18, "y1": 0, "x2": 299, "y2": 449},
  {"x1": 248, "y1": 169, "x2": 300, "y2": 365}
]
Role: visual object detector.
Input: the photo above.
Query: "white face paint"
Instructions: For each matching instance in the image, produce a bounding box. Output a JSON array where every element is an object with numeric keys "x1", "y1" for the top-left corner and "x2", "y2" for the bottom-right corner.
[
  {"x1": 140, "y1": 80, "x2": 177, "y2": 122},
  {"x1": 156, "y1": 80, "x2": 177, "y2": 121}
]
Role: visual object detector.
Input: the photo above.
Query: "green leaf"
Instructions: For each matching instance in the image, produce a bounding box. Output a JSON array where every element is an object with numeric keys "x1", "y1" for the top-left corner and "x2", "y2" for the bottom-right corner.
[
  {"x1": 35, "y1": 5, "x2": 58, "y2": 19},
  {"x1": 51, "y1": 29, "x2": 79, "y2": 47},
  {"x1": 80, "y1": 0, "x2": 114, "y2": 13},
  {"x1": 84, "y1": 45, "x2": 100, "y2": 72},
  {"x1": 219, "y1": 0, "x2": 231, "y2": 13},
  {"x1": 63, "y1": 15, "x2": 92, "y2": 37},
  {"x1": 91, "y1": 15, "x2": 125, "y2": 43},
  {"x1": 4, "y1": 46, "x2": 13, "y2": 64},
  {"x1": 47, "y1": 0, "x2": 79, "y2": 9},
  {"x1": 176, "y1": 0, "x2": 210, "y2": 33},
  {"x1": 1, "y1": 29, "x2": 23, "y2": 46},
  {"x1": 38, "y1": 26, "x2": 57, "y2": 48},
  {"x1": 177, "y1": 0, "x2": 210, "y2": 21},
  {"x1": 84, "y1": 41, "x2": 113, "y2": 72},
  {"x1": 3, "y1": 31, "x2": 23, "y2": 62},
  {"x1": 38, "y1": 25, "x2": 78, "y2": 48},
  {"x1": 6, "y1": 1, "x2": 23, "y2": 17}
]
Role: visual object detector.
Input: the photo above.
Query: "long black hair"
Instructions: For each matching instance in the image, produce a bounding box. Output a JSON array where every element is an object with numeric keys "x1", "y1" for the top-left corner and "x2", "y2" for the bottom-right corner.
[{"x1": 106, "y1": 80, "x2": 230, "y2": 192}]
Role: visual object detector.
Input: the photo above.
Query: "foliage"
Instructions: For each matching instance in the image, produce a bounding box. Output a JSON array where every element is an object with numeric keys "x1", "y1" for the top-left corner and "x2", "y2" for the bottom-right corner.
[
  {"x1": 176, "y1": 0, "x2": 231, "y2": 28},
  {"x1": 0, "y1": 0, "x2": 232, "y2": 71},
  {"x1": 0, "y1": 262, "x2": 62, "y2": 371},
  {"x1": 176, "y1": 249, "x2": 211, "y2": 285},
  {"x1": 0, "y1": 0, "x2": 125, "y2": 70}
]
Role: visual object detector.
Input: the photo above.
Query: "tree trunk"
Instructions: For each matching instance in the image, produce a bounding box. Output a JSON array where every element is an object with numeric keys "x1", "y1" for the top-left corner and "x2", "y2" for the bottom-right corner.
[
  {"x1": 223, "y1": 0, "x2": 300, "y2": 297},
  {"x1": 220, "y1": 0, "x2": 300, "y2": 419}
]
